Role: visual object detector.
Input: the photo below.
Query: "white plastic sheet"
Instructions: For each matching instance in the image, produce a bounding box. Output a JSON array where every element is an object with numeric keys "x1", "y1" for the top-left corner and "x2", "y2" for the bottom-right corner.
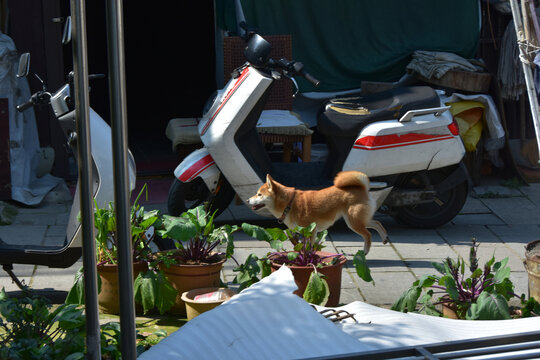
[
  {"x1": 138, "y1": 266, "x2": 370, "y2": 359},
  {"x1": 141, "y1": 265, "x2": 540, "y2": 359}
]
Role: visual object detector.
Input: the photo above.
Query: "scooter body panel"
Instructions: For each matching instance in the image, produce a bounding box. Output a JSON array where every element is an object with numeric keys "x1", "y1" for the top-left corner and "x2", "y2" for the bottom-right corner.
[
  {"x1": 173, "y1": 147, "x2": 220, "y2": 192},
  {"x1": 65, "y1": 107, "x2": 137, "y2": 249},
  {"x1": 199, "y1": 66, "x2": 273, "y2": 203},
  {"x1": 343, "y1": 111, "x2": 465, "y2": 177}
]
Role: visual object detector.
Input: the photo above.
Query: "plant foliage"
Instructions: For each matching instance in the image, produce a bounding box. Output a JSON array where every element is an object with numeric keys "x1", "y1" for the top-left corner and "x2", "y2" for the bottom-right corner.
[
  {"x1": 391, "y1": 239, "x2": 540, "y2": 320},
  {"x1": 0, "y1": 287, "x2": 167, "y2": 359},
  {"x1": 238, "y1": 222, "x2": 373, "y2": 305},
  {"x1": 67, "y1": 185, "x2": 176, "y2": 315},
  {"x1": 156, "y1": 205, "x2": 238, "y2": 263}
]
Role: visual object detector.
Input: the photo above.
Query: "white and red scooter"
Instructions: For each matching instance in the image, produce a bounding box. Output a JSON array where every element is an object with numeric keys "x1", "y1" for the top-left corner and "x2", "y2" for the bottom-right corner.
[{"x1": 168, "y1": 32, "x2": 470, "y2": 229}]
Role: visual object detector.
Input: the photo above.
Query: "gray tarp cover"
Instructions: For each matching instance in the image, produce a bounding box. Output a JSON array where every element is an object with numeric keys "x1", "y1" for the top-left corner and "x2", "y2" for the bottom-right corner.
[{"x1": 0, "y1": 33, "x2": 62, "y2": 205}]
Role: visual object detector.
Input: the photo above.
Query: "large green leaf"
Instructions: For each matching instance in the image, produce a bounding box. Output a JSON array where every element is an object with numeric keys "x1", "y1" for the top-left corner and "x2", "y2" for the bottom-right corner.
[
  {"x1": 287, "y1": 252, "x2": 299, "y2": 261},
  {"x1": 160, "y1": 215, "x2": 198, "y2": 242},
  {"x1": 494, "y1": 278, "x2": 515, "y2": 300},
  {"x1": 466, "y1": 292, "x2": 510, "y2": 320},
  {"x1": 303, "y1": 271, "x2": 329, "y2": 306},
  {"x1": 65, "y1": 267, "x2": 102, "y2": 305},
  {"x1": 431, "y1": 261, "x2": 447, "y2": 275},
  {"x1": 391, "y1": 285, "x2": 422, "y2": 313},
  {"x1": 134, "y1": 270, "x2": 176, "y2": 315},
  {"x1": 241, "y1": 223, "x2": 273, "y2": 241},
  {"x1": 440, "y1": 275, "x2": 459, "y2": 300},
  {"x1": 493, "y1": 257, "x2": 511, "y2": 284},
  {"x1": 55, "y1": 304, "x2": 85, "y2": 330},
  {"x1": 353, "y1": 250, "x2": 373, "y2": 283},
  {"x1": 417, "y1": 275, "x2": 438, "y2": 289},
  {"x1": 232, "y1": 254, "x2": 261, "y2": 290}
]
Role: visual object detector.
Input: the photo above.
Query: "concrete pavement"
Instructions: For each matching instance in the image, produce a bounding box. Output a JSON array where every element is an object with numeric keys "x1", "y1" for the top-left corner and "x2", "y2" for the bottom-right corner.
[{"x1": 1, "y1": 178, "x2": 539, "y2": 308}]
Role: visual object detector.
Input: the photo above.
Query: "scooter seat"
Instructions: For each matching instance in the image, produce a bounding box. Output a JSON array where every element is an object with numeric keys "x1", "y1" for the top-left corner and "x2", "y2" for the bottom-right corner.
[{"x1": 317, "y1": 86, "x2": 440, "y2": 137}]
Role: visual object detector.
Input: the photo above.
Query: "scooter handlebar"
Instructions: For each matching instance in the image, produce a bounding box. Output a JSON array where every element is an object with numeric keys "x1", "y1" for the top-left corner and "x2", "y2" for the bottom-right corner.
[
  {"x1": 16, "y1": 91, "x2": 51, "y2": 112},
  {"x1": 274, "y1": 58, "x2": 320, "y2": 87},
  {"x1": 304, "y1": 72, "x2": 320, "y2": 87},
  {"x1": 16, "y1": 100, "x2": 33, "y2": 112}
]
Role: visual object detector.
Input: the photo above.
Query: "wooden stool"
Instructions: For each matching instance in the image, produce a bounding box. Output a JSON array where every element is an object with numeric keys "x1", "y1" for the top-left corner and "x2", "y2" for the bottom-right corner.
[{"x1": 256, "y1": 110, "x2": 313, "y2": 163}]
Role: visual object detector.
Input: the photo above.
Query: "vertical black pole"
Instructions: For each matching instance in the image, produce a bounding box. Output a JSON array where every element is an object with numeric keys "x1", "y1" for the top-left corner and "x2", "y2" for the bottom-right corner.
[
  {"x1": 104, "y1": 0, "x2": 137, "y2": 358},
  {"x1": 69, "y1": 1, "x2": 101, "y2": 359}
]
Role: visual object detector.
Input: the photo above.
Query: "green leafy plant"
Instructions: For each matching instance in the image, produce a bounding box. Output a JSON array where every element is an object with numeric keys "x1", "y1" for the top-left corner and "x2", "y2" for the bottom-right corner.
[
  {"x1": 0, "y1": 287, "x2": 167, "y2": 359},
  {"x1": 156, "y1": 205, "x2": 238, "y2": 264},
  {"x1": 238, "y1": 222, "x2": 373, "y2": 305},
  {"x1": 99, "y1": 321, "x2": 168, "y2": 358},
  {"x1": 392, "y1": 239, "x2": 540, "y2": 320},
  {"x1": 0, "y1": 287, "x2": 85, "y2": 360},
  {"x1": 66, "y1": 185, "x2": 177, "y2": 315},
  {"x1": 93, "y1": 184, "x2": 158, "y2": 266}
]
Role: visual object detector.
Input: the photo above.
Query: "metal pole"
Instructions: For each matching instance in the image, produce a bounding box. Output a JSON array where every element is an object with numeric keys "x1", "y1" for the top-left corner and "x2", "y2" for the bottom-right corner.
[
  {"x1": 510, "y1": 0, "x2": 540, "y2": 161},
  {"x1": 104, "y1": 0, "x2": 137, "y2": 357},
  {"x1": 69, "y1": 1, "x2": 101, "y2": 359}
]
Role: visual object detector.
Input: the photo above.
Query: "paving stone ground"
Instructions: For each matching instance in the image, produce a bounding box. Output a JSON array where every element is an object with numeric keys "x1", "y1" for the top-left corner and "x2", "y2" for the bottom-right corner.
[{"x1": 1, "y1": 179, "x2": 539, "y2": 309}]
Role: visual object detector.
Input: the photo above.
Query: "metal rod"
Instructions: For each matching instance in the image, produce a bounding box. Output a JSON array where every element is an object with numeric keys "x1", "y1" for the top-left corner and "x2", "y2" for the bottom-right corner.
[
  {"x1": 510, "y1": 0, "x2": 540, "y2": 162},
  {"x1": 104, "y1": 0, "x2": 136, "y2": 358},
  {"x1": 69, "y1": 0, "x2": 101, "y2": 358}
]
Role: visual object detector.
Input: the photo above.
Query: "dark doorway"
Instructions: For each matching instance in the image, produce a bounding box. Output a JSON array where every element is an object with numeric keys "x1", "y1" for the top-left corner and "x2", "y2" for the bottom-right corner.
[{"x1": 60, "y1": 1, "x2": 217, "y2": 176}]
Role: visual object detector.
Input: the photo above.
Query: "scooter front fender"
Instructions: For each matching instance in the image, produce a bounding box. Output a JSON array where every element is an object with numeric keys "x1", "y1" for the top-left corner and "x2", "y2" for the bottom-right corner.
[{"x1": 174, "y1": 148, "x2": 221, "y2": 192}]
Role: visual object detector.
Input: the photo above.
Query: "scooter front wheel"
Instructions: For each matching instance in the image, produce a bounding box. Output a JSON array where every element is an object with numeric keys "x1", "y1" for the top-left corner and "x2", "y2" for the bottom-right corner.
[
  {"x1": 167, "y1": 176, "x2": 235, "y2": 217},
  {"x1": 391, "y1": 167, "x2": 468, "y2": 228}
]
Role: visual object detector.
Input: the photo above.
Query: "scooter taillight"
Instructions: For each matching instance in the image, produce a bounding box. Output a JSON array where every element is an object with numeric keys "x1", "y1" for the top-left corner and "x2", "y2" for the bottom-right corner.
[{"x1": 447, "y1": 119, "x2": 460, "y2": 136}]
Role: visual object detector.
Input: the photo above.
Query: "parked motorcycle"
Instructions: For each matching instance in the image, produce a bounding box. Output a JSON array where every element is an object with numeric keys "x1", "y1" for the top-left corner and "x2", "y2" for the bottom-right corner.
[
  {"x1": 0, "y1": 18, "x2": 146, "y2": 287},
  {"x1": 167, "y1": 32, "x2": 470, "y2": 229}
]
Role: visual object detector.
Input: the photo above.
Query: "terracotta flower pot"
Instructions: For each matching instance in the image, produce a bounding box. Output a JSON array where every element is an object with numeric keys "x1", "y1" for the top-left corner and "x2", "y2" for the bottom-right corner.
[
  {"x1": 160, "y1": 255, "x2": 226, "y2": 316},
  {"x1": 442, "y1": 301, "x2": 459, "y2": 319},
  {"x1": 181, "y1": 287, "x2": 236, "y2": 321},
  {"x1": 97, "y1": 261, "x2": 148, "y2": 315},
  {"x1": 270, "y1": 251, "x2": 347, "y2": 307}
]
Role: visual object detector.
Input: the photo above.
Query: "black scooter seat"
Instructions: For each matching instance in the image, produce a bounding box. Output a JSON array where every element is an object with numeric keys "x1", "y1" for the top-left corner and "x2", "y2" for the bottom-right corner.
[{"x1": 317, "y1": 86, "x2": 440, "y2": 137}]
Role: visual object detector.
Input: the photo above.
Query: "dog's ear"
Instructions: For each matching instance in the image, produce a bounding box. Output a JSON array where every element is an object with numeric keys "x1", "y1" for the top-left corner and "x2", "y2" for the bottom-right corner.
[{"x1": 266, "y1": 174, "x2": 273, "y2": 192}]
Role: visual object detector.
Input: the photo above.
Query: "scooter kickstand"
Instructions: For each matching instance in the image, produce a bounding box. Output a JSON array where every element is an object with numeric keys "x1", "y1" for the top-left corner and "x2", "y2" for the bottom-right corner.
[{"x1": 2, "y1": 264, "x2": 26, "y2": 290}]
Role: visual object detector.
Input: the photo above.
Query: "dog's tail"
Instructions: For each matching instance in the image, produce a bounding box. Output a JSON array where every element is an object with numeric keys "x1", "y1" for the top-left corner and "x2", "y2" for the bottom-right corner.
[{"x1": 333, "y1": 171, "x2": 369, "y2": 190}]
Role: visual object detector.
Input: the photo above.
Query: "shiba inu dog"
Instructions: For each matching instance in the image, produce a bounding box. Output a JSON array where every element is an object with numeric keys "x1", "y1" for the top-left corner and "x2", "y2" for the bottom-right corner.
[{"x1": 247, "y1": 171, "x2": 388, "y2": 254}]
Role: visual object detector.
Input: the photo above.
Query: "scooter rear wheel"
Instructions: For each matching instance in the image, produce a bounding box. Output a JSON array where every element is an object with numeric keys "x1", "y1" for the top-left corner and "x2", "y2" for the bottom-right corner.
[
  {"x1": 392, "y1": 168, "x2": 468, "y2": 228},
  {"x1": 167, "y1": 176, "x2": 235, "y2": 217}
]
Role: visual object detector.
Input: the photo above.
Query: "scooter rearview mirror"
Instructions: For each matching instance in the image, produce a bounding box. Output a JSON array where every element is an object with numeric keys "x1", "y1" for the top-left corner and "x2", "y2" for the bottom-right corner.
[
  {"x1": 16, "y1": 53, "x2": 30, "y2": 78},
  {"x1": 62, "y1": 16, "x2": 72, "y2": 45}
]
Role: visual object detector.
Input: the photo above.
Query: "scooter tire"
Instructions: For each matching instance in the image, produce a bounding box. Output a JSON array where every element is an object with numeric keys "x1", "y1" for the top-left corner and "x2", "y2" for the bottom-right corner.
[
  {"x1": 392, "y1": 170, "x2": 468, "y2": 229},
  {"x1": 167, "y1": 177, "x2": 235, "y2": 217}
]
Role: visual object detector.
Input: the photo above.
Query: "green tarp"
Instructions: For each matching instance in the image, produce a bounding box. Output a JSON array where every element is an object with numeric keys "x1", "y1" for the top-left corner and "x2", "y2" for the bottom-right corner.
[{"x1": 216, "y1": 0, "x2": 480, "y2": 92}]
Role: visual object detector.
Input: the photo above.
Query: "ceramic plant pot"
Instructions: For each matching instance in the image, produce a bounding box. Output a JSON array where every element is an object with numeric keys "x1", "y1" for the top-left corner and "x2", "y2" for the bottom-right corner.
[
  {"x1": 270, "y1": 251, "x2": 347, "y2": 307},
  {"x1": 181, "y1": 287, "x2": 236, "y2": 321},
  {"x1": 160, "y1": 255, "x2": 226, "y2": 316},
  {"x1": 97, "y1": 261, "x2": 148, "y2": 314},
  {"x1": 525, "y1": 239, "x2": 540, "y2": 303}
]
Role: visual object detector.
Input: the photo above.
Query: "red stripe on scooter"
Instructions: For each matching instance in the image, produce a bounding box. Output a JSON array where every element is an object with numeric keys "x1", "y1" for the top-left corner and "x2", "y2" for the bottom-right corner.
[
  {"x1": 353, "y1": 133, "x2": 455, "y2": 150},
  {"x1": 178, "y1": 154, "x2": 215, "y2": 182},
  {"x1": 201, "y1": 67, "x2": 250, "y2": 136}
]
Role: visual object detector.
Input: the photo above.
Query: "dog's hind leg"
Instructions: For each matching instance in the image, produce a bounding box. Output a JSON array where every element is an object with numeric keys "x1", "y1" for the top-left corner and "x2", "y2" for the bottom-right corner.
[
  {"x1": 367, "y1": 220, "x2": 389, "y2": 244},
  {"x1": 343, "y1": 210, "x2": 372, "y2": 255}
]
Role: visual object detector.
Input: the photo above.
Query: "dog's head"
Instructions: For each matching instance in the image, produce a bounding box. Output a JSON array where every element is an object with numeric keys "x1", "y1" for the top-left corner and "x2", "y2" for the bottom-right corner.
[{"x1": 246, "y1": 174, "x2": 277, "y2": 211}]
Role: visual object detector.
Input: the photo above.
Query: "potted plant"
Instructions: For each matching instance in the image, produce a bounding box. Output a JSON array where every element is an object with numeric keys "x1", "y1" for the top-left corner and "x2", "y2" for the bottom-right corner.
[
  {"x1": 154, "y1": 204, "x2": 238, "y2": 316},
  {"x1": 66, "y1": 186, "x2": 177, "y2": 315},
  {"x1": 0, "y1": 286, "x2": 167, "y2": 359},
  {"x1": 392, "y1": 238, "x2": 540, "y2": 319},
  {"x1": 239, "y1": 222, "x2": 373, "y2": 307}
]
